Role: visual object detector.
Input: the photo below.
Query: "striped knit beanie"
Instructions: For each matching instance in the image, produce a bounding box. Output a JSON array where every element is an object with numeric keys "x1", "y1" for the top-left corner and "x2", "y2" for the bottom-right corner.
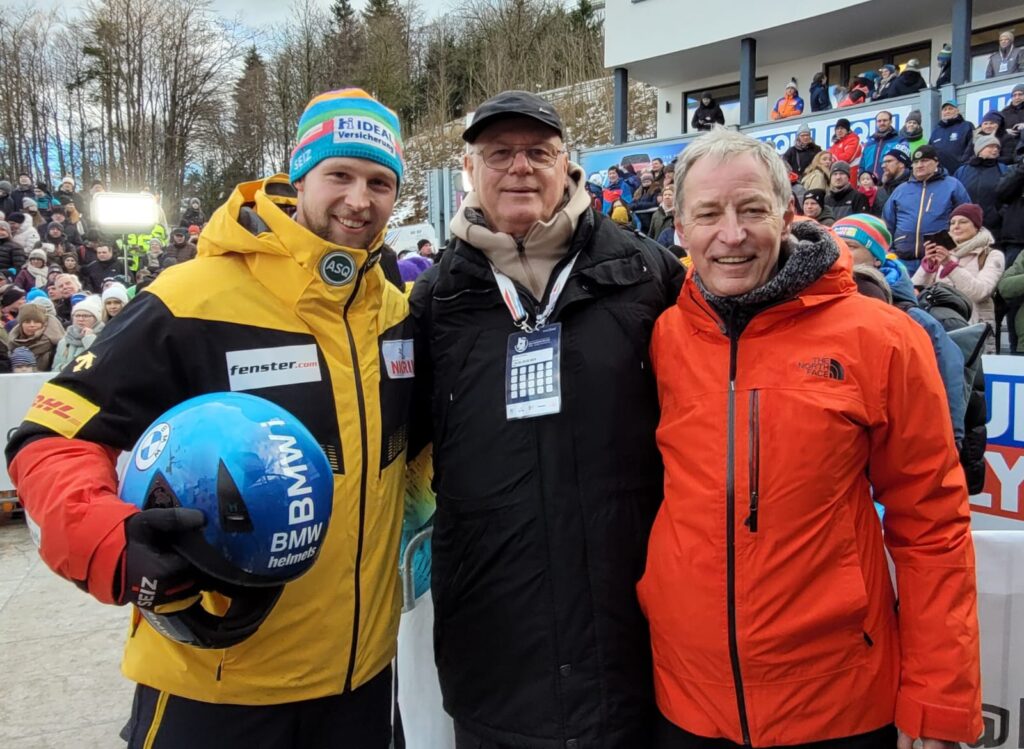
[
  {"x1": 833, "y1": 214, "x2": 892, "y2": 262},
  {"x1": 289, "y1": 88, "x2": 404, "y2": 187}
]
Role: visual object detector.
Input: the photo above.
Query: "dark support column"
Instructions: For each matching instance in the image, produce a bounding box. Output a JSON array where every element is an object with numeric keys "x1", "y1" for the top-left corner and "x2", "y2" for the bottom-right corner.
[
  {"x1": 740, "y1": 38, "x2": 757, "y2": 126},
  {"x1": 613, "y1": 67, "x2": 628, "y2": 144},
  {"x1": 951, "y1": 0, "x2": 973, "y2": 85}
]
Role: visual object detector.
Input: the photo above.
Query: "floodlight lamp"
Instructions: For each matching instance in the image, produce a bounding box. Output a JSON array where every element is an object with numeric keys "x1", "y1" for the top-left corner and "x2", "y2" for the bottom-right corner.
[{"x1": 91, "y1": 192, "x2": 160, "y2": 231}]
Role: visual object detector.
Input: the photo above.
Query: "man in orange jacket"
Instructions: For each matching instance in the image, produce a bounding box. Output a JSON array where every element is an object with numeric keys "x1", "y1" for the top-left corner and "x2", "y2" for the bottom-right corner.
[{"x1": 641, "y1": 127, "x2": 981, "y2": 749}]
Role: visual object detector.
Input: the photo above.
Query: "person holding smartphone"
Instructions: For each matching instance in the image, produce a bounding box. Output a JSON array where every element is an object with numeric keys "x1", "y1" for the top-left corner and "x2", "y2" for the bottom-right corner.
[{"x1": 913, "y1": 203, "x2": 1004, "y2": 352}]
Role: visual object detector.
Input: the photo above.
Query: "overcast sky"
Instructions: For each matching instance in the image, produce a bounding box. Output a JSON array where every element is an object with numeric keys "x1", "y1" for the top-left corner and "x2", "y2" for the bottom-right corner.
[{"x1": 211, "y1": 0, "x2": 455, "y2": 29}]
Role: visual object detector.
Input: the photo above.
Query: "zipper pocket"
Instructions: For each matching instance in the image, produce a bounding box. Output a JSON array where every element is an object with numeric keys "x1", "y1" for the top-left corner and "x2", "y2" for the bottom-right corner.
[{"x1": 745, "y1": 389, "x2": 760, "y2": 533}]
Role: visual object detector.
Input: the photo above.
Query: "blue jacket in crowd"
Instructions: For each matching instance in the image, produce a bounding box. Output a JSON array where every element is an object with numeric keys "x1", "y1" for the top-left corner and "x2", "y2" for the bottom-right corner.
[
  {"x1": 809, "y1": 81, "x2": 831, "y2": 112},
  {"x1": 887, "y1": 267, "x2": 966, "y2": 442},
  {"x1": 601, "y1": 174, "x2": 633, "y2": 214},
  {"x1": 861, "y1": 129, "x2": 901, "y2": 181},
  {"x1": 929, "y1": 115, "x2": 976, "y2": 174},
  {"x1": 882, "y1": 169, "x2": 971, "y2": 261}
]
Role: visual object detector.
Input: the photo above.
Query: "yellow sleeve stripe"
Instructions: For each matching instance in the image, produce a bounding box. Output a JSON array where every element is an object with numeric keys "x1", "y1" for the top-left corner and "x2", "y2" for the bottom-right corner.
[{"x1": 24, "y1": 383, "x2": 101, "y2": 439}]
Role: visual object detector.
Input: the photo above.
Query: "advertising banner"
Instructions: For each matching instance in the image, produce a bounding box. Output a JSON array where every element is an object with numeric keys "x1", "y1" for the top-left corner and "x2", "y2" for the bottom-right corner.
[{"x1": 971, "y1": 356, "x2": 1024, "y2": 531}]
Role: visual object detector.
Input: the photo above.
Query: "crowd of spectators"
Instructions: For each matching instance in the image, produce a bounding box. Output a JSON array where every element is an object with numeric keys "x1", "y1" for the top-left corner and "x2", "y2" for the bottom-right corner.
[
  {"x1": 592, "y1": 68, "x2": 1024, "y2": 354},
  {"x1": 0, "y1": 176, "x2": 206, "y2": 373}
]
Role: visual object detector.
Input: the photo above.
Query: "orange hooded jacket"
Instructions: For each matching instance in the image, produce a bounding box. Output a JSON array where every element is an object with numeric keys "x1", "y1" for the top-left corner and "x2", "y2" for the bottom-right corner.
[{"x1": 641, "y1": 246, "x2": 982, "y2": 745}]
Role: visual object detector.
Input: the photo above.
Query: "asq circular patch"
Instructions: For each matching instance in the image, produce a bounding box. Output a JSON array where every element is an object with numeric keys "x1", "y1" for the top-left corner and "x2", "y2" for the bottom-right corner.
[{"x1": 319, "y1": 251, "x2": 357, "y2": 286}]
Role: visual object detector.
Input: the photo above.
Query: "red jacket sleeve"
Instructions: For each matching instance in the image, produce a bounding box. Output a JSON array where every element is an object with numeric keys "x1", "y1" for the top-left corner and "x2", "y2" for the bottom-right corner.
[
  {"x1": 868, "y1": 322, "x2": 982, "y2": 743},
  {"x1": 10, "y1": 437, "x2": 137, "y2": 604}
]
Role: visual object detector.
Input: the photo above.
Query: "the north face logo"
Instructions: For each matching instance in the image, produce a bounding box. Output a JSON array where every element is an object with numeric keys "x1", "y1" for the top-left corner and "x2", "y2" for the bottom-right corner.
[{"x1": 798, "y1": 357, "x2": 845, "y2": 381}]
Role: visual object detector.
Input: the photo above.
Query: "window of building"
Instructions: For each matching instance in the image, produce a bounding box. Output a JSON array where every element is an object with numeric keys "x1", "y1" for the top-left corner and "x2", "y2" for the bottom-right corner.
[
  {"x1": 684, "y1": 78, "x2": 769, "y2": 133},
  {"x1": 824, "y1": 42, "x2": 932, "y2": 95},
  {"x1": 970, "y1": 18, "x2": 1024, "y2": 80}
]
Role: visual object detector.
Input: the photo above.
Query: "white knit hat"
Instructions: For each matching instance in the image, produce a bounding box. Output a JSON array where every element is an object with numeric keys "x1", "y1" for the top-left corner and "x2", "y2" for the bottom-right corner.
[
  {"x1": 101, "y1": 283, "x2": 129, "y2": 306},
  {"x1": 71, "y1": 295, "x2": 103, "y2": 325}
]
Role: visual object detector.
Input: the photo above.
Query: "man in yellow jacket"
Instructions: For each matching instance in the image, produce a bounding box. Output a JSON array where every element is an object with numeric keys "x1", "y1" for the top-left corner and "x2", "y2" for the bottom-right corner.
[{"x1": 4, "y1": 89, "x2": 413, "y2": 748}]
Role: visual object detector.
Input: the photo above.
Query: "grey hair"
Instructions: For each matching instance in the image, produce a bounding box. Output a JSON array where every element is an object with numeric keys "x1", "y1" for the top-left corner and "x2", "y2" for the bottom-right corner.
[
  {"x1": 673, "y1": 127, "x2": 792, "y2": 217},
  {"x1": 56, "y1": 273, "x2": 82, "y2": 291}
]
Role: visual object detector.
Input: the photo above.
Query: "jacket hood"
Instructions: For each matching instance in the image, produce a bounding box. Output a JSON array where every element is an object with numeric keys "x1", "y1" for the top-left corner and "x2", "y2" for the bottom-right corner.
[{"x1": 198, "y1": 173, "x2": 385, "y2": 307}]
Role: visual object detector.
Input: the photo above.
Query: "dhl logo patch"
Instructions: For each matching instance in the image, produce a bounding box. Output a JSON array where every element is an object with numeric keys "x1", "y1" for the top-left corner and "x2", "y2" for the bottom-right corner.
[{"x1": 25, "y1": 384, "x2": 100, "y2": 438}]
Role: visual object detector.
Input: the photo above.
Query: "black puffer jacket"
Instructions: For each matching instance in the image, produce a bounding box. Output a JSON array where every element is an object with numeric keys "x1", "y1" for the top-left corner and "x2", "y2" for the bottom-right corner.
[
  {"x1": 0, "y1": 238, "x2": 25, "y2": 272},
  {"x1": 410, "y1": 209, "x2": 684, "y2": 748},
  {"x1": 996, "y1": 156, "x2": 1024, "y2": 245}
]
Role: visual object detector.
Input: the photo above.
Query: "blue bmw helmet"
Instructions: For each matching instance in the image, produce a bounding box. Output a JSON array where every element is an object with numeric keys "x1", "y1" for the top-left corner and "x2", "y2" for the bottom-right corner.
[{"x1": 120, "y1": 392, "x2": 333, "y2": 648}]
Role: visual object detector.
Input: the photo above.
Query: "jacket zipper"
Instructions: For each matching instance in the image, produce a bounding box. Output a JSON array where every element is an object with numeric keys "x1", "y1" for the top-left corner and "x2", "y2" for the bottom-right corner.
[
  {"x1": 745, "y1": 389, "x2": 760, "y2": 533},
  {"x1": 342, "y1": 263, "x2": 370, "y2": 693},
  {"x1": 913, "y1": 177, "x2": 929, "y2": 259},
  {"x1": 726, "y1": 322, "x2": 752, "y2": 746}
]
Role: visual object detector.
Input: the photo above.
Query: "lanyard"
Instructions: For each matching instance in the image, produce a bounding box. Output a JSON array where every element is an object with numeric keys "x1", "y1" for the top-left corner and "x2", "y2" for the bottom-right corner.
[{"x1": 490, "y1": 254, "x2": 579, "y2": 333}]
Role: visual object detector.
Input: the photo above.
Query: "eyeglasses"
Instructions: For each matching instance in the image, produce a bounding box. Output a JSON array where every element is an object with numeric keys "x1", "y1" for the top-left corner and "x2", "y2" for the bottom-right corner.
[{"x1": 475, "y1": 146, "x2": 565, "y2": 171}]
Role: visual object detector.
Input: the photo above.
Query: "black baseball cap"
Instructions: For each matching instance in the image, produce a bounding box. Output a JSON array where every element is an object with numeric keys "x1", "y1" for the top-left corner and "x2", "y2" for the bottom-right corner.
[
  {"x1": 913, "y1": 144, "x2": 939, "y2": 162},
  {"x1": 462, "y1": 90, "x2": 564, "y2": 143}
]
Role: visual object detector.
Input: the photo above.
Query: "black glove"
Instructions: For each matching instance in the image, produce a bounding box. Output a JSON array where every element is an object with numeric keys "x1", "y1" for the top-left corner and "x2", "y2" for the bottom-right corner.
[{"x1": 117, "y1": 508, "x2": 206, "y2": 608}]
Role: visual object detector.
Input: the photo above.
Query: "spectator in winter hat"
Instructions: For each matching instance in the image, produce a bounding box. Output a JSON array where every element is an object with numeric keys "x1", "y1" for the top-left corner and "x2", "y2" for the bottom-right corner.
[
  {"x1": 692, "y1": 91, "x2": 725, "y2": 131},
  {"x1": 1001, "y1": 84, "x2": 1024, "y2": 140},
  {"x1": 985, "y1": 30, "x2": 1023, "y2": 79},
  {"x1": 14, "y1": 248, "x2": 49, "y2": 293},
  {"x1": 935, "y1": 44, "x2": 953, "y2": 86},
  {"x1": 1, "y1": 283, "x2": 26, "y2": 330},
  {"x1": 51, "y1": 294, "x2": 104, "y2": 372},
  {"x1": 899, "y1": 110, "x2": 927, "y2": 153},
  {"x1": 416, "y1": 238, "x2": 434, "y2": 258},
  {"x1": 782, "y1": 124, "x2": 822, "y2": 179},
  {"x1": 800, "y1": 188, "x2": 834, "y2": 225},
  {"x1": 101, "y1": 283, "x2": 129, "y2": 321},
  {"x1": 858, "y1": 170, "x2": 887, "y2": 216},
  {"x1": 826, "y1": 160, "x2": 870, "y2": 220},
  {"x1": 0, "y1": 179, "x2": 14, "y2": 216},
  {"x1": 873, "y1": 64, "x2": 897, "y2": 100},
  {"x1": 770, "y1": 79, "x2": 804, "y2": 120},
  {"x1": 881, "y1": 143, "x2": 913, "y2": 191},
  {"x1": 166, "y1": 226, "x2": 194, "y2": 263},
  {"x1": 11, "y1": 174, "x2": 33, "y2": 212},
  {"x1": 955, "y1": 134, "x2": 1010, "y2": 237},
  {"x1": 963, "y1": 111, "x2": 1016, "y2": 164},
  {"x1": 9, "y1": 346, "x2": 38, "y2": 373},
  {"x1": 829, "y1": 117, "x2": 863, "y2": 180},
  {"x1": 0, "y1": 218, "x2": 25, "y2": 273},
  {"x1": 913, "y1": 203, "x2": 1004, "y2": 350},
  {"x1": 929, "y1": 102, "x2": 975, "y2": 175},
  {"x1": 883, "y1": 144, "x2": 971, "y2": 274},
  {"x1": 10, "y1": 303, "x2": 55, "y2": 371}
]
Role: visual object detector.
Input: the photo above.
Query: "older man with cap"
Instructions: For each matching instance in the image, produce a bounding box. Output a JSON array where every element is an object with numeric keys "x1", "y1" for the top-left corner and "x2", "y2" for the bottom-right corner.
[
  {"x1": 986, "y1": 30, "x2": 1023, "y2": 78},
  {"x1": 884, "y1": 144, "x2": 971, "y2": 274},
  {"x1": 410, "y1": 90, "x2": 684, "y2": 748},
  {"x1": 5, "y1": 88, "x2": 413, "y2": 748},
  {"x1": 929, "y1": 101, "x2": 975, "y2": 175}
]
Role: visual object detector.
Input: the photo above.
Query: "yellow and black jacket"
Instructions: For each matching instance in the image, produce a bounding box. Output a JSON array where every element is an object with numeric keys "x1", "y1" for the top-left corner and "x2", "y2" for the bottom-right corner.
[{"x1": 5, "y1": 174, "x2": 413, "y2": 704}]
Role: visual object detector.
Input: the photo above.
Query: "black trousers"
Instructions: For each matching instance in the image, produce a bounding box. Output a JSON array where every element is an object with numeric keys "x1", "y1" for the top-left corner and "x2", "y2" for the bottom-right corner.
[
  {"x1": 654, "y1": 715, "x2": 897, "y2": 749},
  {"x1": 124, "y1": 666, "x2": 393, "y2": 748}
]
